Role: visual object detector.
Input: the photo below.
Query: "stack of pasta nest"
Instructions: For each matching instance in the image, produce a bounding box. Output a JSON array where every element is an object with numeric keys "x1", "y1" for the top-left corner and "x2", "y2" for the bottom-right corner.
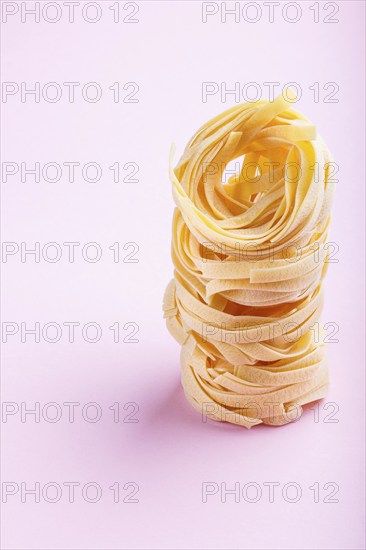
[{"x1": 163, "y1": 92, "x2": 335, "y2": 428}]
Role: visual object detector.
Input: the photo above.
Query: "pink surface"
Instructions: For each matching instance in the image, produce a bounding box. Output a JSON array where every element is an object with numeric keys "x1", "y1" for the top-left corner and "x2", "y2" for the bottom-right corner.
[{"x1": 1, "y1": 1, "x2": 365, "y2": 549}]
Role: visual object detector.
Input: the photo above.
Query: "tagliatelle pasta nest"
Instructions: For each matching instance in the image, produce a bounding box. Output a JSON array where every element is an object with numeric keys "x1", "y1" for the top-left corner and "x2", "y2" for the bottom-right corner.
[{"x1": 163, "y1": 91, "x2": 335, "y2": 428}]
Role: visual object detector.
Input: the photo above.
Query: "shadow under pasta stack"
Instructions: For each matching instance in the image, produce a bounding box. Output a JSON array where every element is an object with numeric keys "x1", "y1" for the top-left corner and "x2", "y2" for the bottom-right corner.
[{"x1": 163, "y1": 91, "x2": 335, "y2": 428}]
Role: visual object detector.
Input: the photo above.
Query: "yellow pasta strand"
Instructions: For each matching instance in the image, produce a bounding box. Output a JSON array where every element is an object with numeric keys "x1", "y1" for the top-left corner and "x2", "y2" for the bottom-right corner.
[{"x1": 163, "y1": 92, "x2": 335, "y2": 428}]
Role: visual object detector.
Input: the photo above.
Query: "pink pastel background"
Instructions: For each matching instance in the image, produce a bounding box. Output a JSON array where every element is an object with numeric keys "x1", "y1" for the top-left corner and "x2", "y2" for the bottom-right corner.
[{"x1": 1, "y1": 1, "x2": 365, "y2": 549}]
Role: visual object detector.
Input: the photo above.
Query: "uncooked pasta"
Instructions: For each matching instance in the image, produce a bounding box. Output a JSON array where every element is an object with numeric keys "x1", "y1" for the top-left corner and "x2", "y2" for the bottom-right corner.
[{"x1": 163, "y1": 91, "x2": 334, "y2": 428}]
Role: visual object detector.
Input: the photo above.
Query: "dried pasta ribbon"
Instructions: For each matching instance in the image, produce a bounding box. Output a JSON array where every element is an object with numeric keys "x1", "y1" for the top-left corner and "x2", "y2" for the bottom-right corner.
[{"x1": 163, "y1": 92, "x2": 335, "y2": 428}]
